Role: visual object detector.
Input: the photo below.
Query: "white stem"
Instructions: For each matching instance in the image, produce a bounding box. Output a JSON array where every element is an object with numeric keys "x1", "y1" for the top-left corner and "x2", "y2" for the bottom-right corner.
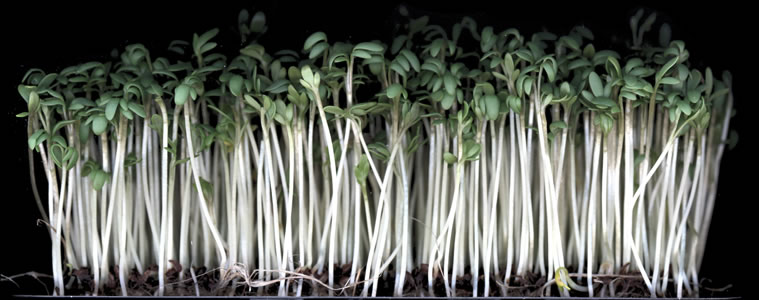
[{"x1": 184, "y1": 102, "x2": 228, "y2": 276}]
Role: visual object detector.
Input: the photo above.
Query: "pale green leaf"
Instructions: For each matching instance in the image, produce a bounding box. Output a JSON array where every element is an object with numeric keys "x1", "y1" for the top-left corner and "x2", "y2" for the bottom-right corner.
[
  {"x1": 387, "y1": 83, "x2": 403, "y2": 99},
  {"x1": 105, "y1": 99, "x2": 118, "y2": 121},
  {"x1": 304, "y1": 32, "x2": 327, "y2": 50},
  {"x1": 175, "y1": 84, "x2": 190, "y2": 105},
  {"x1": 589, "y1": 71, "x2": 603, "y2": 97},
  {"x1": 484, "y1": 94, "x2": 499, "y2": 120},
  {"x1": 656, "y1": 56, "x2": 679, "y2": 83},
  {"x1": 354, "y1": 42, "x2": 384, "y2": 53},
  {"x1": 93, "y1": 116, "x2": 108, "y2": 135},
  {"x1": 443, "y1": 152, "x2": 457, "y2": 164},
  {"x1": 229, "y1": 75, "x2": 244, "y2": 97}
]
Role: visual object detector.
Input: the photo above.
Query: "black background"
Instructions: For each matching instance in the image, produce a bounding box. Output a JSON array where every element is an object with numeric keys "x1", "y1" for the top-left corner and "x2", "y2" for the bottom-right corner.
[{"x1": 2, "y1": 1, "x2": 754, "y2": 297}]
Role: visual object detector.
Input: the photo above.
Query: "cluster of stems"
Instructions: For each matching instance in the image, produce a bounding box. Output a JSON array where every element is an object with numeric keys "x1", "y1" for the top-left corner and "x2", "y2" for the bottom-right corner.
[{"x1": 18, "y1": 9, "x2": 734, "y2": 297}]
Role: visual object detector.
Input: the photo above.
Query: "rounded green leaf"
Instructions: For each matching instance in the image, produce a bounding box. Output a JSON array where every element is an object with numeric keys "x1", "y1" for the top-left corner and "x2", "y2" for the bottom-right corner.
[
  {"x1": 559, "y1": 82, "x2": 572, "y2": 96},
  {"x1": 390, "y1": 62, "x2": 407, "y2": 78},
  {"x1": 686, "y1": 89, "x2": 701, "y2": 103},
  {"x1": 244, "y1": 94, "x2": 261, "y2": 110},
  {"x1": 444, "y1": 73, "x2": 456, "y2": 95},
  {"x1": 194, "y1": 28, "x2": 219, "y2": 53},
  {"x1": 323, "y1": 106, "x2": 344, "y2": 116},
  {"x1": 659, "y1": 77, "x2": 680, "y2": 85},
  {"x1": 583, "y1": 44, "x2": 595, "y2": 58},
  {"x1": 395, "y1": 56, "x2": 410, "y2": 72},
  {"x1": 387, "y1": 83, "x2": 403, "y2": 99},
  {"x1": 503, "y1": 53, "x2": 515, "y2": 74},
  {"x1": 128, "y1": 102, "x2": 146, "y2": 118},
  {"x1": 309, "y1": 42, "x2": 329, "y2": 59},
  {"x1": 28, "y1": 90, "x2": 40, "y2": 113},
  {"x1": 441, "y1": 92, "x2": 455, "y2": 110},
  {"x1": 199, "y1": 42, "x2": 217, "y2": 55},
  {"x1": 265, "y1": 80, "x2": 290, "y2": 94},
  {"x1": 150, "y1": 114, "x2": 162, "y2": 131},
  {"x1": 28, "y1": 129, "x2": 44, "y2": 150},
  {"x1": 523, "y1": 77, "x2": 534, "y2": 95},
  {"x1": 560, "y1": 36, "x2": 580, "y2": 51},
  {"x1": 105, "y1": 99, "x2": 118, "y2": 121},
  {"x1": 492, "y1": 72, "x2": 508, "y2": 82},
  {"x1": 93, "y1": 170, "x2": 108, "y2": 191},
  {"x1": 69, "y1": 98, "x2": 95, "y2": 110},
  {"x1": 37, "y1": 73, "x2": 57, "y2": 90},
  {"x1": 50, "y1": 144, "x2": 64, "y2": 168},
  {"x1": 677, "y1": 101, "x2": 692, "y2": 115},
  {"x1": 18, "y1": 85, "x2": 32, "y2": 102},
  {"x1": 300, "y1": 66, "x2": 314, "y2": 86},
  {"x1": 443, "y1": 152, "x2": 457, "y2": 164},
  {"x1": 465, "y1": 142, "x2": 481, "y2": 160},
  {"x1": 591, "y1": 96, "x2": 617, "y2": 108},
  {"x1": 313, "y1": 72, "x2": 320, "y2": 87},
  {"x1": 92, "y1": 116, "x2": 108, "y2": 135},
  {"x1": 605, "y1": 57, "x2": 622, "y2": 78},
  {"x1": 620, "y1": 91, "x2": 637, "y2": 100},
  {"x1": 568, "y1": 58, "x2": 591, "y2": 71},
  {"x1": 550, "y1": 121, "x2": 568, "y2": 132},
  {"x1": 596, "y1": 113, "x2": 614, "y2": 134},
  {"x1": 63, "y1": 147, "x2": 79, "y2": 170},
  {"x1": 52, "y1": 120, "x2": 76, "y2": 134},
  {"x1": 508, "y1": 95, "x2": 522, "y2": 113},
  {"x1": 542, "y1": 62, "x2": 556, "y2": 82},
  {"x1": 175, "y1": 84, "x2": 190, "y2": 105},
  {"x1": 484, "y1": 94, "x2": 499, "y2": 120},
  {"x1": 588, "y1": 71, "x2": 603, "y2": 97},
  {"x1": 354, "y1": 42, "x2": 384, "y2": 53},
  {"x1": 304, "y1": 32, "x2": 327, "y2": 50},
  {"x1": 354, "y1": 155, "x2": 369, "y2": 184},
  {"x1": 656, "y1": 56, "x2": 679, "y2": 83},
  {"x1": 229, "y1": 75, "x2": 244, "y2": 97},
  {"x1": 400, "y1": 49, "x2": 420, "y2": 72},
  {"x1": 352, "y1": 50, "x2": 372, "y2": 59}
]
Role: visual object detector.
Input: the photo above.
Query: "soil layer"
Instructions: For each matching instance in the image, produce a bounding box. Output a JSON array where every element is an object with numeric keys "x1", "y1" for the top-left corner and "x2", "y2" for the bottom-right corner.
[{"x1": 61, "y1": 262, "x2": 731, "y2": 297}]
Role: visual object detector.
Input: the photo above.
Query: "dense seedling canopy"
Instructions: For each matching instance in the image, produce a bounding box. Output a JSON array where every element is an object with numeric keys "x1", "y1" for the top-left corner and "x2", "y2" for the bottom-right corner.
[{"x1": 17, "y1": 7, "x2": 735, "y2": 297}]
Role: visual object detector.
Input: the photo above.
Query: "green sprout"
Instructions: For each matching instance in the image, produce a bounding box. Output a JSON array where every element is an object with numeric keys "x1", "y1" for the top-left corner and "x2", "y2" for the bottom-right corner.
[{"x1": 16, "y1": 7, "x2": 734, "y2": 298}]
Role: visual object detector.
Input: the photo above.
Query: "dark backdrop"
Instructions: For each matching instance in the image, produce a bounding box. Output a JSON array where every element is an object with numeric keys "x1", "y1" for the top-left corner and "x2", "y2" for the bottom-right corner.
[{"x1": 2, "y1": 1, "x2": 753, "y2": 297}]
